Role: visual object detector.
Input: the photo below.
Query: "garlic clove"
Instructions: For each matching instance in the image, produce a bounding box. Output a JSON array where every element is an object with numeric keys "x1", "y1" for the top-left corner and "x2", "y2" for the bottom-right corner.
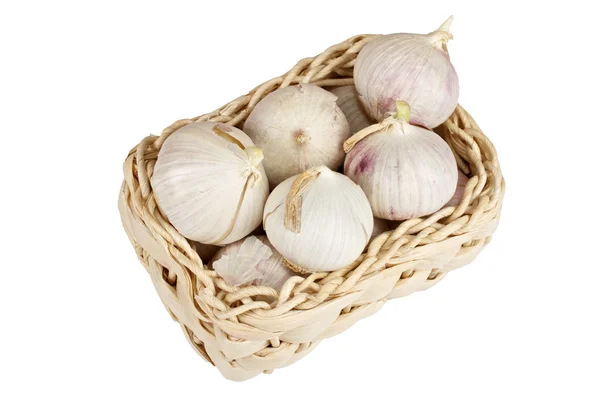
[
  {"x1": 152, "y1": 122, "x2": 269, "y2": 245},
  {"x1": 243, "y1": 84, "x2": 351, "y2": 187},
  {"x1": 344, "y1": 102, "x2": 458, "y2": 220},
  {"x1": 329, "y1": 85, "x2": 375, "y2": 133},
  {"x1": 263, "y1": 166, "x2": 373, "y2": 272},
  {"x1": 211, "y1": 235, "x2": 297, "y2": 290},
  {"x1": 354, "y1": 17, "x2": 459, "y2": 128}
]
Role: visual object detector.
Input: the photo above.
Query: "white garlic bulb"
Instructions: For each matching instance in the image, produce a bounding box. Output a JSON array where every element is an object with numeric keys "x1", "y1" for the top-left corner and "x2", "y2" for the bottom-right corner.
[
  {"x1": 243, "y1": 84, "x2": 351, "y2": 187},
  {"x1": 445, "y1": 171, "x2": 469, "y2": 207},
  {"x1": 263, "y1": 166, "x2": 373, "y2": 272},
  {"x1": 354, "y1": 16, "x2": 459, "y2": 128},
  {"x1": 211, "y1": 236, "x2": 296, "y2": 290},
  {"x1": 344, "y1": 101, "x2": 458, "y2": 220},
  {"x1": 153, "y1": 122, "x2": 269, "y2": 245},
  {"x1": 329, "y1": 85, "x2": 374, "y2": 133}
]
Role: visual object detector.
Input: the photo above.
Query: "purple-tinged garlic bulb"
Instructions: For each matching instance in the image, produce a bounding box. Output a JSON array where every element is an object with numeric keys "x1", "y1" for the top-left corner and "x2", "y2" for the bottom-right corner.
[
  {"x1": 344, "y1": 101, "x2": 458, "y2": 220},
  {"x1": 329, "y1": 85, "x2": 374, "y2": 133},
  {"x1": 243, "y1": 84, "x2": 351, "y2": 187},
  {"x1": 354, "y1": 16, "x2": 459, "y2": 128}
]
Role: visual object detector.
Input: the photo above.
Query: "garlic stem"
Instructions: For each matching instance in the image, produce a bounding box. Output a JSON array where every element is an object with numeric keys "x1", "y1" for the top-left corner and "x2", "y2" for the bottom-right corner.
[
  {"x1": 242, "y1": 147, "x2": 264, "y2": 186},
  {"x1": 245, "y1": 147, "x2": 264, "y2": 167},
  {"x1": 394, "y1": 100, "x2": 411, "y2": 122},
  {"x1": 428, "y1": 30, "x2": 453, "y2": 48},
  {"x1": 343, "y1": 120, "x2": 390, "y2": 153},
  {"x1": 284, "y1": 167, "x2": 322, "y2": 233},
  {"x1": 296, "y1": 132, "x2": 307, "y2": 144},
  {"x1": 430, "y1": 16, "x2": 454, "y2": 51},
  {"x1": 344, "y1": 100, "x2": 412, "y2": 153},
  {"x1": 212, "y1": 124, "x2": 245, "y2": 149},
  {"x1": 437, "y1": 15, "x2": 454, "y2": 33}
]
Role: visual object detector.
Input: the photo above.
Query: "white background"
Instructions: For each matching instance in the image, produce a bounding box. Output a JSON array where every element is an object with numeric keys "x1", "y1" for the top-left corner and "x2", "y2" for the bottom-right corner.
[{"x1": 1, "y1": 1, "x2": 599, "y2": 399}]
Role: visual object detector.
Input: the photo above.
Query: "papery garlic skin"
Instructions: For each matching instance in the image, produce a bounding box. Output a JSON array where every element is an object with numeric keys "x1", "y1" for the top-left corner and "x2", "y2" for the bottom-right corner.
[
  {"x1": 330, "y1": 85, "x2": 374, "y2": 133},
  {"x1": 153, "y1": 122, "x2": 269, "y2": 245},
  {"x1": 251, "y1": 236, "x2": 298, "y2": 289},
  {"x1": 263, "y1": 166, "x2": 373, "y2": 272},
  {"x1": 211, "y1": 235, "x2": 296, "y2": 290},
  {"x1": 344, "y1": 112, "x2": 458, "y2": 220},
  {"x1": 212, "y1": 236, "x2": 271, "y2": 286},
  {"x1": 354, "y1": 17, "x2": 459, "y2": 128},
  {"x1": 445, "y1": 171, "x2": 468, "y2": 207},
  {"x1": 243, "y1": 84, "x2": 351, "y2": 187}
]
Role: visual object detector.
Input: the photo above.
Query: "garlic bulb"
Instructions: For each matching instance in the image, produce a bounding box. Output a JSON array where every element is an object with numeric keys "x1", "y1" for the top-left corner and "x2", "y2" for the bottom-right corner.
[
  {"x1": 354, "y1": 16, "x2": 459, "y2": 128},
  {"x1": 445, "y1": 171, "x2": 468, "y2": 207},
  {"x1": 243, "y1": 84, "x2": 351, "y2": 187},
  {"x1": 211, "y1": 236, "x2": 296, "y2": 290},
  {"x1": 344, "y1": 101, "x2": 458, "y2": 220},
  {"x1": 153, "y1": 122, "x2": 269, "y2": 245},
  {"x1": 329, "y1": 85, "x2": 374, "y2": 133},
  {"x1": 263, "y1": 166, "x2": 373, "y2": 272}
]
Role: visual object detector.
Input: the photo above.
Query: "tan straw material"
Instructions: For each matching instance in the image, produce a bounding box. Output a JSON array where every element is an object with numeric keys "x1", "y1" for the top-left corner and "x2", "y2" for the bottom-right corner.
[{"x1": 118, "y1": 34, "x2": 504, "y2": 381}]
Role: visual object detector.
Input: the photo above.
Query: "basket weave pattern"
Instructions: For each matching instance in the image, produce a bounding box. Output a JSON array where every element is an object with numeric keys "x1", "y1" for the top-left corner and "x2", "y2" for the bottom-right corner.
[{"x1": 119, "y1": 34, "x2": 504, "y2": 381}]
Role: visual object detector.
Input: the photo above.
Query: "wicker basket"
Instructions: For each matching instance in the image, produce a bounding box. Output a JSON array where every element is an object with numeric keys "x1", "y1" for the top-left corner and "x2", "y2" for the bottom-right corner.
[{"x1": 118, "y1": 34, "x2": 504, "y2": 381}]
